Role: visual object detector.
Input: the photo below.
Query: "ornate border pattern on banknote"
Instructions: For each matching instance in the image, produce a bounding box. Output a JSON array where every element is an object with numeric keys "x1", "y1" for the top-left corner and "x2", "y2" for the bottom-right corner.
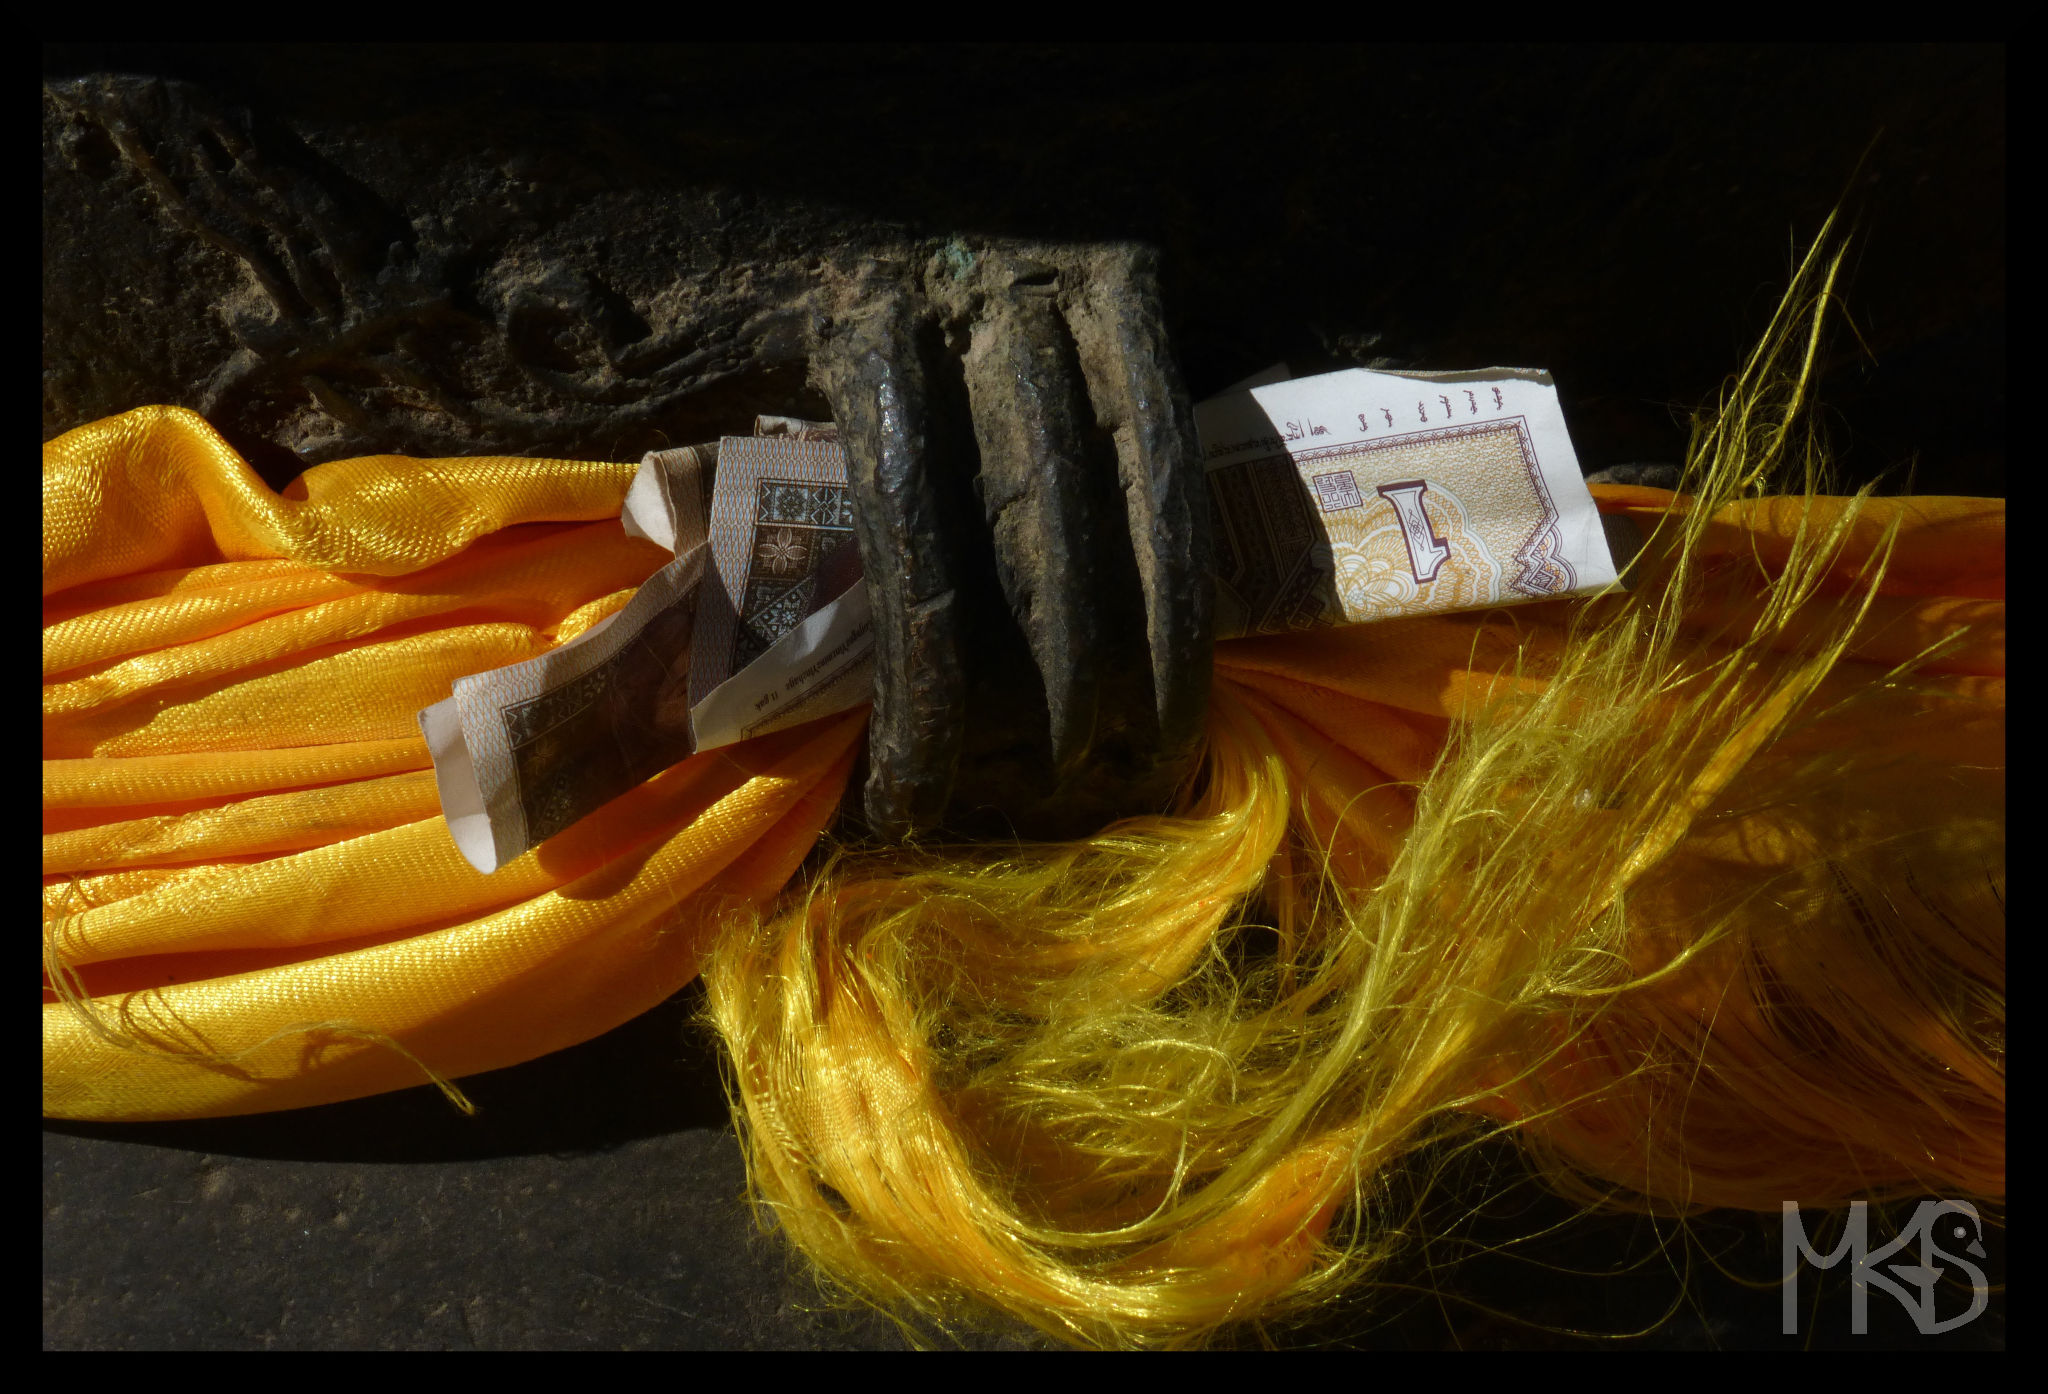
[
  {"x1": 691, "y1": 437, "x2": 856, "y2": 707},
  {"x1": 732, "y1": 479, "x2": 856, "y2": 672},
  {"x1": 1210, "y1": 417, "x2": 1568, "y2": 636}
]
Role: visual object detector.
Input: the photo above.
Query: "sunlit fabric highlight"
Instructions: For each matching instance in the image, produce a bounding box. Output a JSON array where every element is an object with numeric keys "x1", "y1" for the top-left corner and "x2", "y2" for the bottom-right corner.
[{"x1": 43, "y1": 407, "x2": 862, "y2": 1120}]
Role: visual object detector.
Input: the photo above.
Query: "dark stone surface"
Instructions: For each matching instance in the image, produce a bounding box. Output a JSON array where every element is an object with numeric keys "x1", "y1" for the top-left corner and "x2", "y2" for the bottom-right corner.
[
  {"x1": 43, "y1": 987, "x2": 2003, "y2": 1351},
  {"x1": 42, "y1": 44, "x2": 2007, "y2": 490},
  {"x1": 44, "y1": 42, "x2": 2003, "y2": 1349},
  {"x1": 43, "y1": 986, "x2": 1047, "y2": 1351}
]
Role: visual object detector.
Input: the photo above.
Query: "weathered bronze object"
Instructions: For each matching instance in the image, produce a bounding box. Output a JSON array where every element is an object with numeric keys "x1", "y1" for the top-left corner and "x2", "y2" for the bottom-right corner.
[{"x1": 43, "y1": 74, "x2": 1213, "y2": 838}]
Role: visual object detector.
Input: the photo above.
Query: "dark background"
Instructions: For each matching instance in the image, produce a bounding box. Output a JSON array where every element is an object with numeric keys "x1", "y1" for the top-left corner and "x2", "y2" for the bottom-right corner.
[{"x1": 43, "y1": 42, "x2": 2004, "y2": 1350}]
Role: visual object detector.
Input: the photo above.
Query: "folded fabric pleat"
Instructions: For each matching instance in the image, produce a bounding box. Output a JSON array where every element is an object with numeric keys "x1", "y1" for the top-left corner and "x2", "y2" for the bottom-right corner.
[
  {"x1": 43, "y1": 739, "x2": 433, "y2": 810},
  {"x1": 42, "y1": 408, "x2": 863, "y2": 1121},
  {"x1": 43, "y1": 406, "x2": 642, "y2": 595},
  {"x1": 44, "y1": 711, "x2": 862, "y2": 1120}
]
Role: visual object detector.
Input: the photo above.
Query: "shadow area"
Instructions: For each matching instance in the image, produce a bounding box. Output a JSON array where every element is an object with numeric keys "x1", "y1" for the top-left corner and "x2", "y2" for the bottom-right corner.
[
  {"x1": 40, "y1": 973, "x2": 2007, "y2": 1349},
  {"x1": 1231, "y1": 1135, "x2": 2006, "y2": 1350},
  {"x1": 41, "y1": 42, "x2": 2006, "y2": 496},
  {"x1": 42, "y1": 978, "x2": 732, "y2": 1164}
]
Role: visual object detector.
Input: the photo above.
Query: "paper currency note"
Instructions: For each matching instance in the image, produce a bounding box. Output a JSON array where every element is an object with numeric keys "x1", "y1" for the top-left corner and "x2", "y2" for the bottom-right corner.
[
  {"x1": 622, "y1": 441, "x2": 713, "y2": 553},
  {"x1": 422, "y1": 446, "x2": 713, "y2": 873},
  {"x1": 752, "y1": 415, "x2": 841, "y2": 442},
  {"x1": 687, "y1": 435, "x2": 865, "y2": 707},
  {"x1": 422, "y1": 434, "x2": 874, "y2": 873},
  {"x1": 1194, "y1": 366, "x2": 1619, "y2": 638},
  {"x1": 686, "y1": 432, "x2": 872, "y2": 750}
]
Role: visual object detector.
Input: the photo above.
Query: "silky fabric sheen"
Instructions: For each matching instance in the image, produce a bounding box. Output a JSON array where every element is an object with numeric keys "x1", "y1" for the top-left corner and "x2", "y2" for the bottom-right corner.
[
  {"x1": 41, "y1": 407, "x2": 2004, "y2": 1153},
  {"x1": 43, "y1": 408, "x2": 862, "y2": 1120}
]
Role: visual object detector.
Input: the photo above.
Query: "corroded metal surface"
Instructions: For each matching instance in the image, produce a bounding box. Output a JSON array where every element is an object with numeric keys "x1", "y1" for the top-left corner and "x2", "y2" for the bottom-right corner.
[
  {"x1": 43, "y1": 48, "x2": 2005, "y2": 834},
  {"x1": 44, "y1": 74, "x2": 1216, "y2": 836},
  {"x1": 818, "y1": 245, "x2": 1211, "y2": 837}
]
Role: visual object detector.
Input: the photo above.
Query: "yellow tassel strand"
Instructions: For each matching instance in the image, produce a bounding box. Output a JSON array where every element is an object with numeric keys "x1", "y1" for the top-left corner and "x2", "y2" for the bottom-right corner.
[{"x1": 701, "y1": 225, "x2": 2004, "y2": 1346}]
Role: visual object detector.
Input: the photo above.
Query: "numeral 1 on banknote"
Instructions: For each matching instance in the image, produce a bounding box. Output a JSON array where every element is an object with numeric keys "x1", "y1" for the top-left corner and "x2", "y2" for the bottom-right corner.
[{"x1": 1194, "y1": 366, "x2": 1619, "y2": 638}]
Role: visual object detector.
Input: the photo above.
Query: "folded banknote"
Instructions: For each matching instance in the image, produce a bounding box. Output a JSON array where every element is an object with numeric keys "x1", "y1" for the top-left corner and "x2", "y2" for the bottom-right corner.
[
  {"x1": 1194, "y1": 365, "x2": 1621, "y2": 638},
  {"x1": 421, "y1": 427, "x2": 871, "y2": 873}
]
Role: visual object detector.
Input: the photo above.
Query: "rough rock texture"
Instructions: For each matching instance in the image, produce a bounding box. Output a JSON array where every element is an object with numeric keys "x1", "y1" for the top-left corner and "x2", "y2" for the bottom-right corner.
[
  {"x1": 44, "y1": 45, "x2": 2005, "y2": 488},
  {"x1": 44, "y1": 43, "x2": 2004, "y2": 1350},
  {"x1": 43, "y1": 988, "x2": 1049, "y2": 1351},
  {"x1": 42, "y1": 44, "x2": 2008, "y2": 831},
  {"x1": 42, "y1": 73, "x2": 1221, "y2": 836}
]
